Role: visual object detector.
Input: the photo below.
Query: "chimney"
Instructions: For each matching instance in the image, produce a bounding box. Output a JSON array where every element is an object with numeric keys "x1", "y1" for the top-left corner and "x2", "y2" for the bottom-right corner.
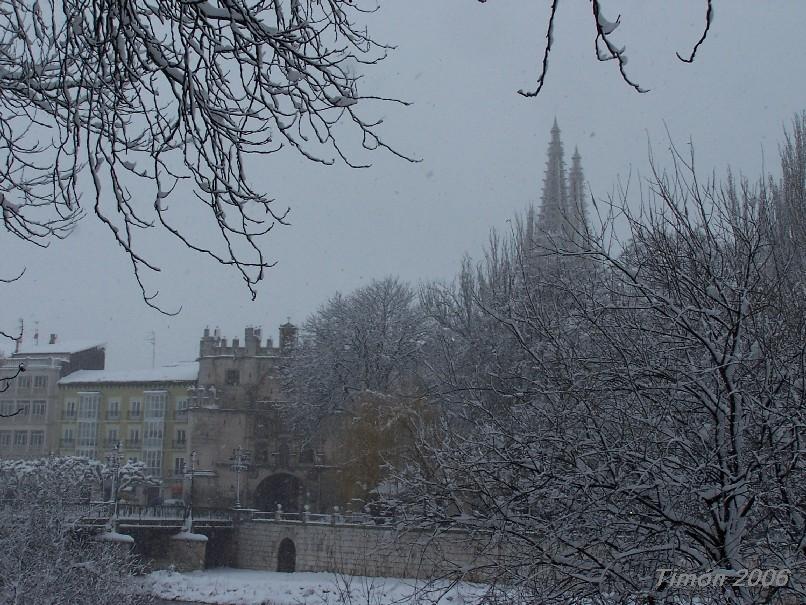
[{"x1": 49, "y1": 333, "x2": 57, "y2": 345}]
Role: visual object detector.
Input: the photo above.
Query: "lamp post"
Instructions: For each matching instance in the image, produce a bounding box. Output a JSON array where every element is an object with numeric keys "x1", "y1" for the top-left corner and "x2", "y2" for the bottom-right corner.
[
  {"x1": 104, "y1": 441, "x2": 123, "y2": 531},
  {"x1": 229, "y1": 446, "x2": 251, "y2": 509},
  {"x1": 183, "y1": 450, "x2": 198, "y2": 532}
]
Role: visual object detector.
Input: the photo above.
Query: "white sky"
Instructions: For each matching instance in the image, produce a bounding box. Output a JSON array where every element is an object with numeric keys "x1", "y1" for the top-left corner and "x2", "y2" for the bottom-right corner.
[{"x1": 2, "y1": 0, "x2": 805, "y2": 369}]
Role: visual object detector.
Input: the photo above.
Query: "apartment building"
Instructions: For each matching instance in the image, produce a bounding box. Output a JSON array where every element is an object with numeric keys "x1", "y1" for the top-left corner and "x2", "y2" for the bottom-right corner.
[
  {"x1": 0, "y1": 337, "x2": 105, "y2": 459},
  {"x1": 56, "y1": 362, "x2": 197, "y2": 502}
]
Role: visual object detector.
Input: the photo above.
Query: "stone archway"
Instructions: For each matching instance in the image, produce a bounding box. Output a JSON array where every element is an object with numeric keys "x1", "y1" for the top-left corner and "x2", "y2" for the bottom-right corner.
[
  {"x1": 253, "y1": 473, "x2": 303, "y2": 513},
  {"x1": 277, "y1": 537, "x2": 296, "y2": 572}
]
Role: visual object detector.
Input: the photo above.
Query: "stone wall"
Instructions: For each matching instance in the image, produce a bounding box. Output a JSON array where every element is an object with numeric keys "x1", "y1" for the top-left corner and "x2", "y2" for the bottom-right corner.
[{"x1": 235, "y1": 520, "x2": 503, "y2": 582}]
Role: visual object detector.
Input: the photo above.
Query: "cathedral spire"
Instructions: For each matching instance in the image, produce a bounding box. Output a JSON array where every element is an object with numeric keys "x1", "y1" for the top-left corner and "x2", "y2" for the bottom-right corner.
[
  {"x1": 537, "y1": 119, "x2": 569, "y2": 242},
  {"x1": 534, "y1": 122, "x2": 589, "y2": 251},
  {"x1": 567, "y1": 146, "x2": 589, "y2": 245}
]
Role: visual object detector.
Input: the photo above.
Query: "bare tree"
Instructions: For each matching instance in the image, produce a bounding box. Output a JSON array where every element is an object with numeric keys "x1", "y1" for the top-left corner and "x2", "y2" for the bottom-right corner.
[
  {"x1": 770, "y1": 112, "x2": 806, "y2": 274},
  {"x1": 401, "y1": 143, "x2": 806, "y2": 604},
  {"x1": 286, "y1": 276, "x2": 428, "y2": 423},
  {"x1": 476, "y1": 0, "x2": 714, "y2": 97},
  {"x1": 0, "y1": 0, "x2": 410, "y2": 311}
]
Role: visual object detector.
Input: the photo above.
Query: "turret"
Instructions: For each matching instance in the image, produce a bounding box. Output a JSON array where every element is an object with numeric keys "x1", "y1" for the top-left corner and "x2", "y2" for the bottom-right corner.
[{"x1": 279, "y1": 322, "x2": 297, "y2": 352}]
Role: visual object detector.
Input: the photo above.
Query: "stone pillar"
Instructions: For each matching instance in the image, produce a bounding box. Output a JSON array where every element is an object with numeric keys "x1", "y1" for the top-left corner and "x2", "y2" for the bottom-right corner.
[{"x1": 167, "y1": 531, "x2": 208, "y2": 571}]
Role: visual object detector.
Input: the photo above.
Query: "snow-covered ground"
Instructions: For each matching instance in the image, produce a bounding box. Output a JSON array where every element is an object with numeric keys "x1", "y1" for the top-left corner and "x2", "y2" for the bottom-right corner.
[{"x1": 142, "y1": 568, "x2": 495, "y2": 605}]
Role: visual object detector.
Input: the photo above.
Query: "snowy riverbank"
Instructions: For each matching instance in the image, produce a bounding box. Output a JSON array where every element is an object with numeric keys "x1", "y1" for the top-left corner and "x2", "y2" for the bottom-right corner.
[{"x1": 142, "y1": 568, "x2": 495, "y2": 605}]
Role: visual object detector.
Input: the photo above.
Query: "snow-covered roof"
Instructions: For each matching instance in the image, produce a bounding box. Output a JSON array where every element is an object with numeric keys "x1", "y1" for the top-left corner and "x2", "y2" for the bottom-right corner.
[
  {"x1": 59, "y1": 362, "x2": 199, "y2": 385},
  {"x1": 15, "y1": 340, "x2": 105, "y2": 356}
]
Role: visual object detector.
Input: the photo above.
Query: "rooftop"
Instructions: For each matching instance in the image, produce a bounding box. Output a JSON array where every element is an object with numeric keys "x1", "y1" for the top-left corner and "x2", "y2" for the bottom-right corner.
[
  {"x1": 15, "y1": 340, "x2": 106, "y2": 356},
  {"x1": 59, "y1": 362, "x2": 199, "y2": 385}
]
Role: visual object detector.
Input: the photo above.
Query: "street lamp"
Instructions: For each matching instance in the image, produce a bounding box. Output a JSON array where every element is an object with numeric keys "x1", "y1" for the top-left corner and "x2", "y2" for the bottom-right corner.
[
  {"x1": 229, "y1": 446, "x2": 251, "y2": 509},
  {"x1": 104, "y1": 441, "x2": 123, "y2": 531},
  {"x1": 183, "y1": 450, "x2": 198, "y2": 532}
]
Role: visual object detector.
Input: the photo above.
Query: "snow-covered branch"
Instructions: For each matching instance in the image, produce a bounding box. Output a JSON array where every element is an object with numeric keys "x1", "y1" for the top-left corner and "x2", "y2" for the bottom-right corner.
[{"x1": 0, "y1": 0, "x2": 411, "y2": 312}]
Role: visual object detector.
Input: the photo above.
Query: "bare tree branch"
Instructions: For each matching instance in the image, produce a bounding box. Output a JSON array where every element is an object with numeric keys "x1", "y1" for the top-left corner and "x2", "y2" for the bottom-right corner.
[
  {"x1": 677, "y1": 0, "x2": 714, "y2": 63},
  {"x1": 0, "y1": 0, "x2": 412, "y2": 312},
  {"x1": 480, "y1": 0, "x2": 716, "y2": 97}
]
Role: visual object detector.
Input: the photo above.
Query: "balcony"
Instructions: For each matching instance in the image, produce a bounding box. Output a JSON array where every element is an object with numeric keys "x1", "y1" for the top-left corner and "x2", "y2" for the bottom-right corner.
[{"x1": 105, "y1": 413, "x2": 121, "y2": 421}]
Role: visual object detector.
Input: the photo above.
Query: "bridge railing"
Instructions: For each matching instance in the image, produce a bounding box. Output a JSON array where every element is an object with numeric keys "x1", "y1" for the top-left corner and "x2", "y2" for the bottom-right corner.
[
  {"x1": 64, "y1": 503, "x2": 234, "y2": 524},
  {"x1": 248, "y1": 509, "x2": 399, "y2": 526}
]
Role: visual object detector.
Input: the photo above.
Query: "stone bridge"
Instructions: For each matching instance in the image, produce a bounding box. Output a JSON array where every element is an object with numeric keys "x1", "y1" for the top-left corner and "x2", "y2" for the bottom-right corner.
[
  {"x1": 234, "y1": 514, "x2": 506, "y2": 582},
  {"x1": 68, "y1": 505, "x2": 508, "y2": 580}
]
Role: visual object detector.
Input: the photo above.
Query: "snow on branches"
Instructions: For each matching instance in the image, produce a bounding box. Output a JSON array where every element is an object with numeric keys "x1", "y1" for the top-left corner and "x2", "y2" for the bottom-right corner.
[
  {"x1": 400, "y1": 135, "x2": 805, "y2": 603},
  {"x1": 0, "y1": 0, "x2": 411, "y2": 312},
  {"x1": 0, "y1": 456, "x2": 152, "y2": 603},
  {"x1": 477, "y1": 0, "x2": 715, "y2": 97}
]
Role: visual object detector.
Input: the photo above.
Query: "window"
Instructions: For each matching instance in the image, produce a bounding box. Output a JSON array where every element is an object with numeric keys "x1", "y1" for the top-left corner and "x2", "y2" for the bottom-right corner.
[
  {"x1": 278, "y1": 441, "x2": 290, "y2": 467},
  {"x1": 175, "y1": 398, "x2": 188, "y2": 419},
  {"x1": 129, "y1": 399, "x2": 142, "y2": 419},
  {"x1": 225, "y1": 369, "x2": 240, "y2": 385},
  {"x1": 17, "y1": 375, "x2": 31, "y2": 389},
  {"x1": 63, "y1": 399, "x2": 77, "y2": 418},
  {"x1": 144, "y1": 392, "x2": 166, "y2": 418},
  {"x1": 300, "y1": 447, "x2": 315, "y2": 464},
  {"x1": 78, "y1": 393, "x2": 100, "y2": 419},
  {"x1": 107, "y1": 428, "x2": 119, "y2": 446},
  {"x1": 77, "y1": 448, "x2": 96, "y2": 459},
  {"x1": 143, "y1": 421, "x2": 164, "y2": 447},
  {"x1": 32, "y1": 400, "x2": 46, "y2": 417},
  {"x1": 174, "y1": 457, "x2": 185, "y2": 476},
  {"x1": 107, "y1": 399, "x2": 120, "y2": 419},
  {"x1": 128, "y1": 427, "x2": 140, "y2": 445},
  {"x1": 145, "y1": 450, "x2": 162, "y2": 477},
  {"x1": 30, "y1": 431, "x2": 44, "y2": 449},
  {"x1": 175, "y1": 429, "x2": 186, "y2": 445},
  {"x1": 0, "y1": 401, "x2": 16, "y2": 416},
  {"x1": 33, "y1": 375, "x2": 48, "y2": 389},
  {"x1": 62, "y1": 428, "x2": 74, "y2": 446},
  {"x1": 13, "y1": 431, "x2": 27, "y2": 447},
  {"x1": 16, "y1": 400, "x2": 30, "y2": 417},
  {"x1": 78, "y1": 422, "x2": 97, "y2": 447},
  {"x1": 0, "y1": 431, "x2": 11, "y2": 448}
]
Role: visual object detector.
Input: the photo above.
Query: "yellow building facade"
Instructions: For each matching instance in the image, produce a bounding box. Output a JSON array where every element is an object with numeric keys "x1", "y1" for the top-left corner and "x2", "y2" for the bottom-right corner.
[{"x1": 56, "y1": 362, "x2": 197, "y2": 503}]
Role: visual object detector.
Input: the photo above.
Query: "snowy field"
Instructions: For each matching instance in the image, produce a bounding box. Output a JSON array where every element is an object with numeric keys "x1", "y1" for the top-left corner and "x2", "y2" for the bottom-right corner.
[{"x1": 142, "y1": 568, "x2": 495, "y2": 605}]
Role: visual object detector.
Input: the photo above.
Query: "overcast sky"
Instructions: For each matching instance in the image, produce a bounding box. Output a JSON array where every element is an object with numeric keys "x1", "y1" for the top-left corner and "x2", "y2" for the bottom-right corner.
[{"x1": 2, "y1": 0, "x2": 805, "y2": 370}]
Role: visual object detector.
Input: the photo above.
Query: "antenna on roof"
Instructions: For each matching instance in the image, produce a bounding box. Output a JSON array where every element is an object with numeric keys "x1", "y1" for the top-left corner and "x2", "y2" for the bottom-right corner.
[
  {"x1": 146, "y1": 331, "x2": 156, "y2": 368},
  {"x1": 15, "y1": 318, "x2": 23, "y2": 354}
]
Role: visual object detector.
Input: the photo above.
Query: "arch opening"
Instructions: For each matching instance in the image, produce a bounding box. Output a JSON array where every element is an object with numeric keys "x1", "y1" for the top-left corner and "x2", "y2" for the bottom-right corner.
[
  {"x1": 277, "y1": 538, "x2": 296, "y2": 572},
  {"x1": 253, "y1": 473, "x2": 303, "y2": 513}
]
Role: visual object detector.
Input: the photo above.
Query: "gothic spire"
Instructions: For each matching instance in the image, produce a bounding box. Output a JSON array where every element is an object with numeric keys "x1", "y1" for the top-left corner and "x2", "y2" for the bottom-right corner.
[
  {"x1": 567, "y1": 146, "x2": 589, "y2": 245},
  {"x1": 537, "y1": 118, "x2": 568, "y2": 242},
  {"x1": 534, "y1": 122, "x2": 589, "y2": 252}
]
